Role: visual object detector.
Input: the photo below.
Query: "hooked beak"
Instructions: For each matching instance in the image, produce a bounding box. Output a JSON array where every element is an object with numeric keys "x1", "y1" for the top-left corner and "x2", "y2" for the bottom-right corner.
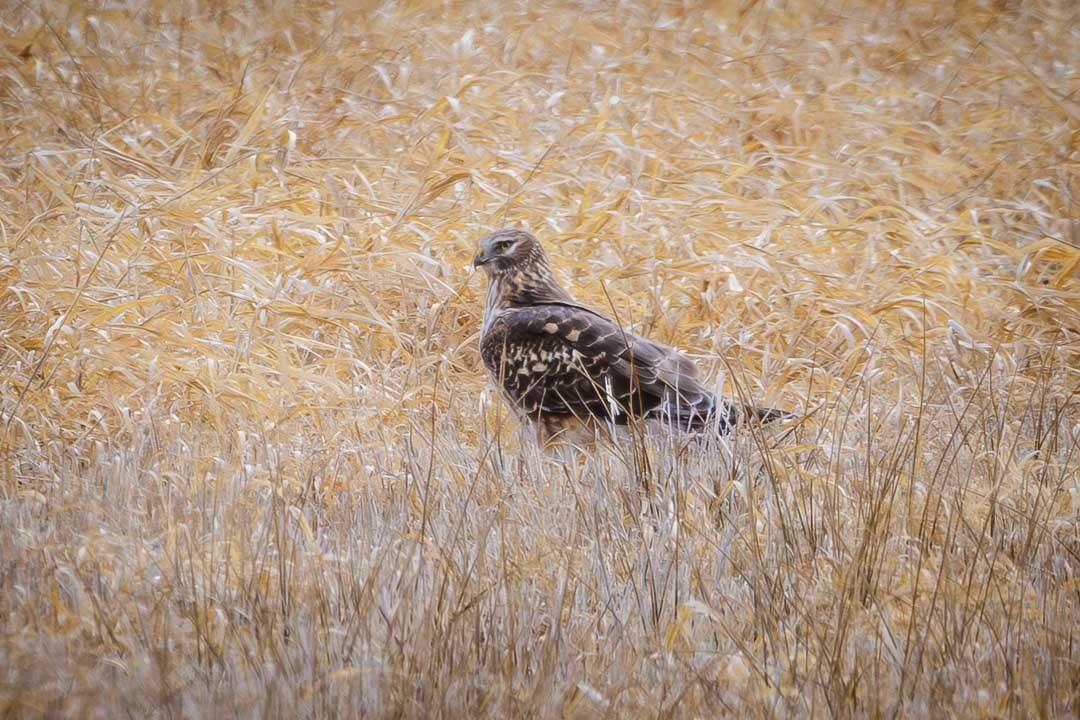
[{"x1": 473, "y1": 251, "x2": 491, "y2": 268}]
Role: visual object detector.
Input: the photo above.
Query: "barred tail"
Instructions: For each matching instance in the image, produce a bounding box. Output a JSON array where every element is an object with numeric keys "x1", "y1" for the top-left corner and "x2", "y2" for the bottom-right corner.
[
  {"x1": 676, "y1": 396, "x2": 790, "y2": 435},
  {"x1": 647, "y1": 388, "x2": 791, "y2": 434}
]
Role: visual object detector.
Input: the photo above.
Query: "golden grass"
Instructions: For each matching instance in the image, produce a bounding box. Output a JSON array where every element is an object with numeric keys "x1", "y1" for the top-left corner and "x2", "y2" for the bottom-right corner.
[{"x1": 1, "y1": 0, "x2": 1078, "y2": 716}]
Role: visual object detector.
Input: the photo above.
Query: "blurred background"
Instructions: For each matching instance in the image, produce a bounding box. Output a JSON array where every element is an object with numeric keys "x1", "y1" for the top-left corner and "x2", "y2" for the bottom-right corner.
[{"x1": 1, "y1": 1, "x2": 1077, "y2": 716}]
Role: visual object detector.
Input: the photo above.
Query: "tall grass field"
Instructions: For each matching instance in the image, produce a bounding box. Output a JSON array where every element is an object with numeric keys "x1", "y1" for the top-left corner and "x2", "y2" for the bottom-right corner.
[{"x1": 1, "y1": 1, "x2": 1078, "y2": 716}]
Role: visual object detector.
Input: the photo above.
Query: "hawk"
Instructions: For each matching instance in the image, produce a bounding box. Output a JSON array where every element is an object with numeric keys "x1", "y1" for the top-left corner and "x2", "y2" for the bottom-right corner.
[{"x1": 474, "y1": 228, "x2": 786, "y2": 442}]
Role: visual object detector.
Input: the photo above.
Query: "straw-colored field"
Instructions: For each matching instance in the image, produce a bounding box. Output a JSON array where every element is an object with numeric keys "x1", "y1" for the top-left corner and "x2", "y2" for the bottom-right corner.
[{"x1": 2, "y1": 0, "x2": 1078, "y2": 717}]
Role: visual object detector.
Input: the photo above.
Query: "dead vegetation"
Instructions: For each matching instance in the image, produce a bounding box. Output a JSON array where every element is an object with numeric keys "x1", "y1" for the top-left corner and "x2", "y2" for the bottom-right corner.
[{"x1": 1, "y1": 0, "x2": 1078, "y2": 717}]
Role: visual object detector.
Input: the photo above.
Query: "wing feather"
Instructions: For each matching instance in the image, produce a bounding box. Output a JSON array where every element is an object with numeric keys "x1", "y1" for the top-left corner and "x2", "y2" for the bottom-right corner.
[{"x1": 481, "y1": 303, "x2": 715, "y2": 426}]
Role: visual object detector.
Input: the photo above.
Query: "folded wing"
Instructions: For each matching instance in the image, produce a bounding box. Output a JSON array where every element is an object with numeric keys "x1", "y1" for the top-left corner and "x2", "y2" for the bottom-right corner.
[{"x1": 481, "y1": 303, "x2": 718, "y2": 429}]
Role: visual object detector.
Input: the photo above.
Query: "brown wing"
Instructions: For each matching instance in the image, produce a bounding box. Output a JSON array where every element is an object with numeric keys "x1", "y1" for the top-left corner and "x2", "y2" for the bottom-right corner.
[{"x1": 481, "y1": 303, "x2": 716, "y2": 426}]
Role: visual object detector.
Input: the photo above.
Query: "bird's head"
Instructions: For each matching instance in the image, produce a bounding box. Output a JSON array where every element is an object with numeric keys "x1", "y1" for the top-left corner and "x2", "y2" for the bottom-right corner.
[{"x1": 473, "y1": 228, "x2": 545, "y2": 276}]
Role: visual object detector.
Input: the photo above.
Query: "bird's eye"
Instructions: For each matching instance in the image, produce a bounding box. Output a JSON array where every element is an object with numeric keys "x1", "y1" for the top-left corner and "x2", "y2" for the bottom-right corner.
[{"x1": 496, "y1": 240, "x2": 513, "y2": 251}]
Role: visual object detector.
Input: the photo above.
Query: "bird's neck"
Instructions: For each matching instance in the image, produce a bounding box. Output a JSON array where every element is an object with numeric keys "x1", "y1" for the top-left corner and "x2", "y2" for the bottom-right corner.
[{"x1": 483, "y1": 261, "x2": 575, "y2": 324}]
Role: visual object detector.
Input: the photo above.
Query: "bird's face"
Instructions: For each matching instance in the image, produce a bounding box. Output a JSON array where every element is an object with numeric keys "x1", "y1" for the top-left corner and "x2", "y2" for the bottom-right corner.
[{"x1": 473, "y1": 229, "x2": 540, "y2": 275}]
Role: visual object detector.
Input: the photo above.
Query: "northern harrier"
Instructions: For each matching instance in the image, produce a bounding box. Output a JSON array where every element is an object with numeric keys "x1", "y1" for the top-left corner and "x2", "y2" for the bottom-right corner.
[{"x1": 474, "y1": 228, "x2": 786, "y2": 442}]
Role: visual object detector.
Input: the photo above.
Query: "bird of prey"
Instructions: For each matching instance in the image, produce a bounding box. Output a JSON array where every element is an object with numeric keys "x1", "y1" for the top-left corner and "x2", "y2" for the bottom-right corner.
[{"x1": 474, "y1": 228, "x2": 786, "y2": 442}]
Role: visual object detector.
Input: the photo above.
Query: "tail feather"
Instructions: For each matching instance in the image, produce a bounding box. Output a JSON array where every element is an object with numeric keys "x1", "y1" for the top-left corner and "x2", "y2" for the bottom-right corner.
[
  {"x1": 652, "y1": 393, "x2": 791, "y2": 435},
  {"x1": 745, "y1": 404, "x2": 792, "y2": 425},
  {"x1": 706, "y1": 401, "x2": 791, "y2": 434}
]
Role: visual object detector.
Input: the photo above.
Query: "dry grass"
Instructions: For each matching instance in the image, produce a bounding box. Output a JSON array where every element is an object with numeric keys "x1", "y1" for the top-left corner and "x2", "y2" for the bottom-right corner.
[{"x1": 2, "y1": 0, "x2": 1079, "y2": 717}]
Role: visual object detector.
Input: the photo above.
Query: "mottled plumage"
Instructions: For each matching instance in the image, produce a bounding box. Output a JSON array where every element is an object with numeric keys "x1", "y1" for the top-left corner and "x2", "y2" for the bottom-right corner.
[{"x1": 474, "y1": 229, "x2": 785, "y2": 440}]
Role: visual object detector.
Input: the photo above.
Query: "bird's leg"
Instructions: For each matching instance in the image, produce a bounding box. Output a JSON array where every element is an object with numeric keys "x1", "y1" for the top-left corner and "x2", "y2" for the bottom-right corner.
[
  {"x1": 539, "y1": 415, "x2": 599, "y2": 450},
  {"x1": 538, "y1": 415, "x2": 569, "y2": 448}
]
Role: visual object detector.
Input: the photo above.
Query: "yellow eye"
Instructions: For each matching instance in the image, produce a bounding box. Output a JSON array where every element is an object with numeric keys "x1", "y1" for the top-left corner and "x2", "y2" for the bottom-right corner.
[{"x1": 495, "y1": 240, "x2": 513, "y2": 251}]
